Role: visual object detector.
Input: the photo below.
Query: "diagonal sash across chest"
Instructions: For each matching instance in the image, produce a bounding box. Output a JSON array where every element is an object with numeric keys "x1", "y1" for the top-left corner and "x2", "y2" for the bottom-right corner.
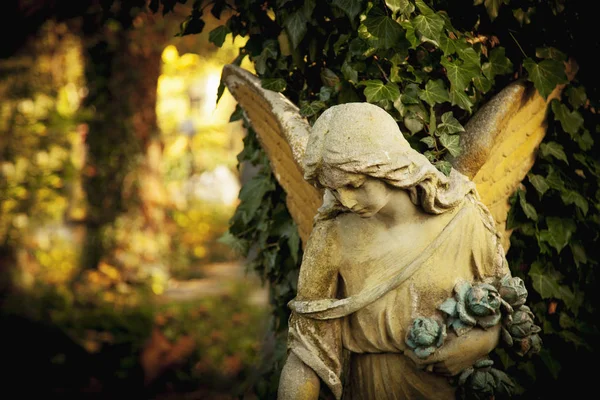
[{"x1": 289, "y1": 205, "x2": 469, "y2": 320}]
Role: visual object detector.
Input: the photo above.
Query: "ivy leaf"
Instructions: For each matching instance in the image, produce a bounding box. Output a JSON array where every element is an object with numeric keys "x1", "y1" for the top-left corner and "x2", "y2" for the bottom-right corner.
[
  {"x1": 437, "y1": 111, "x2": 465, "y2": 135},
  {"x1": 387, "y1": 0, "x2": 415, "y2": 16},
  {"x1": 404, "y1": 114, "x2": 424, "y2": 134},
  {"x1": 566, "y1": 86, "x2": 587, "y2": 109},
  {"x1": 359, "y1": 80, "x2": 400, "y2": 102},
  {"x1": 529, "y1": 262, "x2": 560, "y2": 299},
  {"x1": 349, "y1": 37, "x2": 370, "y2": 56},
  {"x1": 551, "y1": 100, "x2": 584, "y2": 135},
  {"x1": 439, "y1": 35, "x2": 457, "y2": 55},
  {"x1": 302, "y1": 0, "x2": 316, "y2": 18},
  {"x1": 285, "y1": 10, "x2": 308, "y2": 49},
  {"x1": 210, "y1": 0, "x2": 226, "y2": 19},
  {"x1": 254, "y1": 40, "x2": 278, "y2": 75},
  {"x1": 473, "y1": 75, "x2": 492, "y2": 94},
  {"x1": 218, "y1": 231, "x2": 250, "y2": 255},
  {"x1": 319, "y1": 86, "x2": 333, "y2": 102},
  {"x1": 449, "y1": 88, "x2": 473, "y2": 113},
  {"x1": 575, "y1": 130, "x2": 594, "y2": 151},
  {"x1": 540, "y1": 142, "x2": 568, "y2": 164},
  {"x1": 482, "y1": 47, "x2": 513, "y2": 80},
  {"x1": 272, "y1": 216, "x2": 301, "y2": 264},
  {"x1": 333, "y1": 34, "x2": 350, "y2": 56},
  {"x1": 363, "y1": 9, "x2": 405, "y2": 49},
  {"x1": 339, "y1": 83, "x2": 361, "y2": 103},
  {"x1": 332, "y1": 0, "x2": 363, "y2": 20},
  {"x1": 539, "y1": 217, "x2": 576, "y2": 253},
  {"x1": 414, "y1": 0, "x2": 435, "y2": 16},
  {"x1": 513, "y1": 7, "x2": 535, "y2": 26},
  {"x1": 555, "y1": 286, "x2": 582, "y2": 315},
  {"x1": 517, "y1": 189, "x2": 538, "y2": 221},
  {"x1": 523, "y1": 57, "x2": 567, "y2": 99},
  {"x1": 419, "y1": 79, "x2": 450, "y2": 106},
  {"x1": 177, "y1": 15, "x2": 206, "y2": 36},
  {"x1": 559, "y1": 312, "x2": 575, "y2": 329},
  {"x1": 401, "y1": 84, "x2": 421, "y2": 105},
  {"x1": 570, "y1": 242, "x2": 588, "y2": 267},
  {"x1": 475, "y1": 0, "x2": 509, "y2": 21},
  {"x1": 300, "y1": 101, "x2": 327, "y2": 117},
  {"x1": 262, "y1": 78, "x2": 287, "y2": 92},
  {"x1": 208, "y1": 25, "x2": 231, "y2": 47},
  {"x1": 540, "y1": 350, "x2": 562, "y2": 380},
  {"x1": 229, "y1": 105, "x2": 244, "y2": 122},
  {"x1": 528, "y1": 173, "x2": 549, "y2": 197},
  {"x1": 536, "y1": 46, "x2": 567, "y2": 62},
  {"x1": 458, "y1": 48, "x2": 481, "y2": 68},
  {"x1": 441, "y1": 58, "x2": 479, "y2": 91},
  {"x1": 495, "y1": 348, "x2": 516, "y2": 369},
  {"x1": 421, "y1": 136, "x2": 436, "y2": 148},
  {"x1": 342, "y1": 61, "x2": 359, "y2": 83},
  {"x1": 560, "y1": 190, "x2": 589, "y2": 215},
  {"x1": 439, "y1": 133, "x2": 461, "y2": 157},
  {"x1": 321, "y1": 68, "x2": 340, "y2": 87},
  {"x1": 237, "y1": 175, "x2": 276, "y2": 224},
  {"x1": 545, "y1": 165, "x2": 565, "y2": 190},
  {"x1": 411, "y1": 12, "x2": 444, "y2": 45},
  {"x1": 435, "y1": 160, "x2": 452, "y2": 176},
  {"x1": 400, "y1": 20, "x2": 419, "y2": 49}
]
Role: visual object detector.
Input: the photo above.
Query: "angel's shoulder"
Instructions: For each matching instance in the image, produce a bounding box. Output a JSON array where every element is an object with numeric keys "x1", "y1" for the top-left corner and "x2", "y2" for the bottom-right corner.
[{"x1": 306, "y1": 218, "x2": 340, "y2": 250}]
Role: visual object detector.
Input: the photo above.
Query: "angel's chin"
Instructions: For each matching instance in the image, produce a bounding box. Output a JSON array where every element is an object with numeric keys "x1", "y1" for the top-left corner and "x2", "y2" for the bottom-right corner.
[{"x1": 354, "y1": 209, "x2": 376, "y2": 218}]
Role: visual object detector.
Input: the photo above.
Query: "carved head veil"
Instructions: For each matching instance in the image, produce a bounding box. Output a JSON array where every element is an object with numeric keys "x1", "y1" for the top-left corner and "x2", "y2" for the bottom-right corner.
[{"x1": 303, "y1": 103, "x2": 477, "y2": 219}]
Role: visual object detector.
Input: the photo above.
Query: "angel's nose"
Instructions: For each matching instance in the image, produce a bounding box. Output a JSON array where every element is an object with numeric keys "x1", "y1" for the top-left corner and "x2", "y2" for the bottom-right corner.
[{"x1": 337, "y1": 189, "x2": 357, "y2": 209}]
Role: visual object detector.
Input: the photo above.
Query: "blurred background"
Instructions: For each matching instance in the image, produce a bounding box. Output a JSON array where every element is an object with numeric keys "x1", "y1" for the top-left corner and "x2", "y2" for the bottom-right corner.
[{"x1": 1, "y1": 1, "x2": 270, "y2": 398}]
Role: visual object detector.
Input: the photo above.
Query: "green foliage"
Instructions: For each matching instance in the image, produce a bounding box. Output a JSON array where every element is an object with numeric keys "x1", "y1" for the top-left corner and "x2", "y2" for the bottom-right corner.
[
  {"x1": 166, "y1": 0, "x2": 598, "y2": 397},
  {"x1": 523, "y1": 58, "x2": 567, "y2": 99},
  {"x1": 209, "y1": 25, "x2": 231, "y2": 47}
]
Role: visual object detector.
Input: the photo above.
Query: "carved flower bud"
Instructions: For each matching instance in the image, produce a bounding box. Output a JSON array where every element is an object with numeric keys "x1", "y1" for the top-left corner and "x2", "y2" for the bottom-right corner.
[
  {"x1": 499, "y1": 275, "x2": 528, "y2": 308},
  {"x1": 508, "y1": 306, "x2": 539, "y2": 338},
  {"x1": 457, "y1": 358, "x2": 515, "y2": 400},
  {"x1": 503, "y1": 305, "x2": 542, "y2": 357},
  {"x1": 440, "y1": 281, "x2": 503, "y2": 336},
  {"x1": 466, "y1": 284, "x2": 501, "y2": 317},
  {"x1": 405, "y1": 317, "x2": 447, "y2": 359}
]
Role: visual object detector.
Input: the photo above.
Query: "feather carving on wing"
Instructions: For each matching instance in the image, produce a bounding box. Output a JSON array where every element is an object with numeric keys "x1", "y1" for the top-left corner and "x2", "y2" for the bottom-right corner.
[
  {"x1": 222, "y1": 64, "x2": 573, "y2": 253},
  {"x1": 222, "y1": 65, "x2": 322, "y2": 245}
]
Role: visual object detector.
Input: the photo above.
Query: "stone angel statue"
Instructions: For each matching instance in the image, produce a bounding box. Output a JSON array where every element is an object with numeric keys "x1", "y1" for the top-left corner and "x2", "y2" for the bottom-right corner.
[{"x1": 222, "y1": 65, "x2": 561, "y2": 399}]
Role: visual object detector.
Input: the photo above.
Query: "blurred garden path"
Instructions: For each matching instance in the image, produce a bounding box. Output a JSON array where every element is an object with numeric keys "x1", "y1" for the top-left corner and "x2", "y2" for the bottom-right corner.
[{"x1": 162, "y1": 261, "x2": 269, "y2": 307}]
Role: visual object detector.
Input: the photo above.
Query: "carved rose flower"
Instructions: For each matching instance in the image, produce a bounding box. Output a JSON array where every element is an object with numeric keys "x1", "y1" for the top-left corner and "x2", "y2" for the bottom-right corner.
[
  {"x1": 457, "y1": 358, "x2": 515, "y2": 400},
  {"x1": 405, "y1": 317, "x2": 447, "y2": 359},
  {"x1": 501, "y1": 305, "x2": 542, "y2": 357},
  {"x1": 439, "y1": 281, "x2": 505, "y2": 336},
  {"x1": 499, "y1": 274, "x2": 528, "y2": 308}
]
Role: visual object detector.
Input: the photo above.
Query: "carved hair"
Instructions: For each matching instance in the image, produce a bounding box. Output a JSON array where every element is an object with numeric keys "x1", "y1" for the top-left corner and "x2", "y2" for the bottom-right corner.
[{"x1": 303, "y1": 103, "x2": 478, "y2": 219}]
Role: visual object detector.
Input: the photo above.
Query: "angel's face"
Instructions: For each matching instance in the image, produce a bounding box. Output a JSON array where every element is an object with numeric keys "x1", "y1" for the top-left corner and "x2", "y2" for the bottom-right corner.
[{"x1": 320, "y1": 168, "x2": 391, "y2": 218}]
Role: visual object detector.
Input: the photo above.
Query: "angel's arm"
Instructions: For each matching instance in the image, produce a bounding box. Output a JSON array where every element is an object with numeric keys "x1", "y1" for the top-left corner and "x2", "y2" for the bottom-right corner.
[
  {"x1": 406, "y1": 325, "x2": 501, "y2": 376},
  {"x1": 278, "y1": 220, "x2": 344, "y2": 400}
]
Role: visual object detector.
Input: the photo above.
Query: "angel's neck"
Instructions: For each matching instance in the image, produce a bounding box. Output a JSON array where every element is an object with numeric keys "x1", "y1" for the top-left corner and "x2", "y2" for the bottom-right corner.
[{"x1": 375, "y1": 188, "x2": 427, "y2": 227}]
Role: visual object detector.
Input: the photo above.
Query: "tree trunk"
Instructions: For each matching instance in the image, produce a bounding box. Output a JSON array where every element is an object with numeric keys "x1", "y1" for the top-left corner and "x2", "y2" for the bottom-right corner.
[{"x1": 80, "y1": 6, "x2": 172, "y2": 286}]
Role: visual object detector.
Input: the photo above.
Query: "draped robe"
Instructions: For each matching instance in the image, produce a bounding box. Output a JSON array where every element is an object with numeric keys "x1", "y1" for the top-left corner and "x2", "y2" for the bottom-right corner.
[{"x1": 287, "y1": 194, "x2": 508, "y2": 399}]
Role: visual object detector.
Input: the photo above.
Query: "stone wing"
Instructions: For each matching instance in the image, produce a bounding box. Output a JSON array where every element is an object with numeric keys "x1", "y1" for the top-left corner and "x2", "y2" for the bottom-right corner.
[
  {"x1": 451, "y1": 80, "x2": 566, "y2": 252},
  {"x1": 222, "y1": 65, "x2": 322, "y2": 246}
]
